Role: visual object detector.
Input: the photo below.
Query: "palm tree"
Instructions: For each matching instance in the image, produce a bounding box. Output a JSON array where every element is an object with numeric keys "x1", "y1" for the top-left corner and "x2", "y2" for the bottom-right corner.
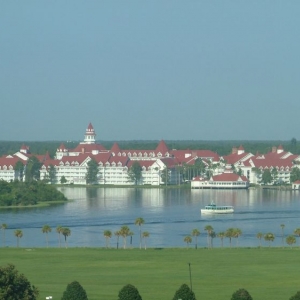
[
  {"x1": 42, "y1": 224, "x2": 52, "y2": 248},
  {"x1": 14, "y1": 229, "x2": 23, "y2": 248},
  {"x1": 61, "y1": 227, "x2": 71, "y2": 248},
  {"x1": 294, "y1": 228, "x2": 300, "y2": 247},
  {"x1": 56, "y1": 225, "x2": 63, "y2": 248},
  {"x1": 217, "y1": 232, "x2": 225, "y2": 247},
  {"x1": 114, "y1": 230, "x2": 121, "y2": 249},
  {"x1": 120, "y1": 225, "x2": 130, "y2": 249},
  {"x1": 256, "y1": 232, "x2": 263, "y2": 248},
  {"x1": 129, "y1": 231, "x2": 134, "y2": 248},
  {"x1": 204, "y1": 225, "x2": 213, "y2": 248},
  {"x1": 286, "y1": 235, "x2": 296, "y2": 248},
  {"x1": 142, "y1": 231, "x2": 149, "y2": 250},
  {"x1": 1, "y1": 223, "x2": 7, "y2": 247},
  {"x1": 264, "y1": 232, "x2": 275, "y2": 247},
  {"x1": 135, "y1": 217, "x2": 145, "y2": 250},
  {"x1": 103, "y1": 230, "x2": 112, "y2": 248},
  {"x1": 191, "y1": 228, "x2": 200, "y2": 249},
  {"x1": 280, "y1": 224, "x2": 285, "y2": 247},
  {"x1": 209, "y1": 231, "x2": 216, "y2": 248},
  {"x1": 184, "y1": 235, "x2": 192, "y2": 249},
  {"x1": 233, "y1": 228, "x2": 242, "y2": 247},
  {"x1": 225, "y1": 228, "x2": 235, "y2": 248}
]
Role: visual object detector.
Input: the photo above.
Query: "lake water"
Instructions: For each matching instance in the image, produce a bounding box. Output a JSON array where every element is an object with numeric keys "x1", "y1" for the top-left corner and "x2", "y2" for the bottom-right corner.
[{"x1": 1, "y1": 187, "x2": 300, "y2": 248}]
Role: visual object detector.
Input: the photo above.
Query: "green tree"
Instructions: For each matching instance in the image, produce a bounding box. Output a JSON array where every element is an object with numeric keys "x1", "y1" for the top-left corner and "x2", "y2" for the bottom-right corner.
[
  {"x1": 48, "y1": 164, "x2": 57, "y2": 184},
  {"x1": 231, "y1": 288, "x2": 253, "y2": 300},
  {"x1": 15, "y1": 160, "x2": 25, "y2": 181},
  {"x1": 25, "y1": 156, "x2": 42, "y2": 182},
  {"x1": 290, "y1": 167, "x2": 300, "y2": 183},
  {"x1": 1, "y1": 223, "x2": 7, "y2": 247},
  {"x1": 184, "y1": 235, "x2": 192, "y2": 249},
  {"x1": 0, "y1": 264, "x2": 39, "y2": 299},
  {"x1": 135, "y1": 217, "x2": 145, "y2": 250},
  {"x1": 217, "y1": 231, "x2": 225, "y2": 248},
  {"x1": 294, "y1": 228, "x2": 300, "y2": 247},
  {"x1": 142, "y1": 231, "x2": 149, "y2": 250},
  {"x1": 103, "y1": 230, "x2": 112, "y2": 248},
  {"x1": 118, "y1": 284, "x2": 142, "y2": 300},
  {"x1": 290, "y1": 291, "x2": 300, "y2": 300},
  {"x1": 85, "y1": 158, "x2": 99, "y2": 184},
  {"x1": 226, "y1": 228, "x2": 235, "y2": 248},
  {"x1": 115, "y1": 230, "x2": 121, "y2": 249},
  {"x1": 204, "y1": 225, "x2": 213, "y2": 248},
  {"x1": 120, "y1": 225, "x2": 130, "y2": 249},
  {"x1": 191, "y1": 228, "x2": 200, "y2": 249},
  {"x1": 290, "y1": 138, "x2": 297, "y2": 154},
  {"x1": 161, "y1": 167, "x2": 170, "y2": 185},
  {"x1": 261, "y1": 169, "x2": 272, "y2": 185},
  {"x1": 14, "y1": 229, "x2": 23, "y2": 248},
  {"x1": 56, "y1": 225, "x2": 63, "y2": 248},
  {"x1": 62, "y1": 227, "x2": 71, "y2": 248},
  {"x1": 60, "y1": 176, "x2": 67, "y2": 184},
  {"x1": 42, "y1": 224, "x2": 52, "y2": 248},
  {"x1": 256, "y1": 232, "x2": 263, "y2": 247},
  {"x1": 280, "y1": 223, "x2": 285, "y2": 247},
  {"x1": 172, "y1": 283, "x2": 196, "y2": 300},
  {"x1": 286, "y1": 235, "x2": 296, "y2": 248},
  {"x1": 264, "y1": 232, "x2": 275, "y2": 247},
  {"x1": 194, "y1": 158, "x2": 206, "y2": 177},
  {"x1": 233, "y1": 228, "x2": 242, "y2": 247},
  {"x1": 127, "y1": 161, "x2": 142, "y2": 185},
  {"x1": 61, "y1": 280, "x2": 88, "y2": 300},
  {"x1": 271, "y1": 167, "x2": 279, "y2": 184}
]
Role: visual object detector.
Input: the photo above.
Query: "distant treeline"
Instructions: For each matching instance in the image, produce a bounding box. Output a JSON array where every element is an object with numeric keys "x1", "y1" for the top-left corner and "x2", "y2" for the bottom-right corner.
[
  {"x1": 0, "y1": 139, "x2": 299, "y2": 157},
  {"x1": 0, "y1": 180, "x2": 67, "y2": 207}
]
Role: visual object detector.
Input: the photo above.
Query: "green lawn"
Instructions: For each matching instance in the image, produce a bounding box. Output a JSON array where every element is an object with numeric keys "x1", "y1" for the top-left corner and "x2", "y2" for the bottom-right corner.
[{"x1": 0, "y1": 247, "x2": 299, "y2": 300}]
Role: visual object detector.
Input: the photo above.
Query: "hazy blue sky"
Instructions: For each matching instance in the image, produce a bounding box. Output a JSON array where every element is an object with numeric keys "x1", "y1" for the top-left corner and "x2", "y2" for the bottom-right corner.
[{"x1": 1, "y1": 1, "x2": 300, "y2": 141}]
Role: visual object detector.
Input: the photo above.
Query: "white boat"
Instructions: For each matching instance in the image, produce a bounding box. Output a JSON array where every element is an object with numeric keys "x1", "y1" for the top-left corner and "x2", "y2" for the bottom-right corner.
[{"x1": 201, "y1": 202, "x2": 234, "y2": 214}]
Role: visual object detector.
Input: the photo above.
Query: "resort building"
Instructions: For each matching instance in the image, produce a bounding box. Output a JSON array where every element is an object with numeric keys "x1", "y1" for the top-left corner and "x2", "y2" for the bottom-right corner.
[{"x1": 1, "y1": 124, "x2": 300, "y2": 187}]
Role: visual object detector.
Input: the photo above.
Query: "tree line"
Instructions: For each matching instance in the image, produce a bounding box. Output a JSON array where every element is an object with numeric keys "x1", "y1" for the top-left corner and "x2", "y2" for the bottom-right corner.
[{"x1": 183, "y1": 224, "x2": 300, "y2": 249}]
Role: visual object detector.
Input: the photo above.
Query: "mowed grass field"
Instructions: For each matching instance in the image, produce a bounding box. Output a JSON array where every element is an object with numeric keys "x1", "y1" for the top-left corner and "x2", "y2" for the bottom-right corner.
[{"x1": 1, "y1": 247, "x2": 300, "y2": 300}]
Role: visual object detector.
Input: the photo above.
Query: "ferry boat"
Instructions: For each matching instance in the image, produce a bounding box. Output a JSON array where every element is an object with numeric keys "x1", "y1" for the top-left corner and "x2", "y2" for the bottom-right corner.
[{"x1": 201, "y1": 202, "x2": 234, "y2": 214}]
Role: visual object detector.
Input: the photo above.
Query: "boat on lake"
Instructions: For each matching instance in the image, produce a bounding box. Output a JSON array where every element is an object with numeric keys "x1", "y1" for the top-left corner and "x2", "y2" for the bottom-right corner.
[{"x1": 201, "y1": 202, "x2": 234, "y2": 214}]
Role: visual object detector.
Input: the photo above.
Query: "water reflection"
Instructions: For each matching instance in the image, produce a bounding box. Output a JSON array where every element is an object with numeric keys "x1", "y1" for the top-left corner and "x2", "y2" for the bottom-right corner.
[{"x1": 0, "y1": 187, "x2": 299, "y2": 248}]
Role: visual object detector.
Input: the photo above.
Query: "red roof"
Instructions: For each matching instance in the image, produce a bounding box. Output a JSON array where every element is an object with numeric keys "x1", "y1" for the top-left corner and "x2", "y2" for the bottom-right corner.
[
  {"x1": 212, "y1": 173, "x2": 248, "y2": 182},
  {"x1": 111, "y1": 142, "x2": 121, "y2": 153},
  {"x1": 155, "y1": 140, "x2": 169, "y2": 154},
  {"x1": 70, "y1": 143, "x2": 106, "y2": 153}
]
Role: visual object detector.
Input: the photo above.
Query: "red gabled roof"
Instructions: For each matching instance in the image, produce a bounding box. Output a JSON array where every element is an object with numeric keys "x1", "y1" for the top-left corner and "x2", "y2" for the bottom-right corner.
[
  {"x1": 0, "y1": 156, "x2": 24, "y2": 168},
  {"x1": 155, "y1": 140, "x2": 169, "y2": 154},
  {"x1": 247, "y1": 157, "x2": 294, "y2": 169},
  {"x1": 111, "y1": 142, "x2": 121, "y2": 153},
  {"x1": 212, "y1": 173, "x2": 248, "y2": 182}
]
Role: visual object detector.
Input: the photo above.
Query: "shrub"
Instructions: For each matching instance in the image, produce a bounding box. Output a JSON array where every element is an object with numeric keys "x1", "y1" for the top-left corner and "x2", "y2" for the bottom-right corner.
[
  {"x1": 290, "y1": 291, "x2": 300, "y2": 300},
  {"x1": 118, "y1": 284, "x2": 142, "y2": 300},
  {"x1": 231, "y1": 288, "x2": 253, "y2": 300},
  {"x1": 61, "y1": 280, "x2": 88, "y2": 300},
  {"x1": 172, "y1": 283, "x2": 196, "y2": 300}
]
